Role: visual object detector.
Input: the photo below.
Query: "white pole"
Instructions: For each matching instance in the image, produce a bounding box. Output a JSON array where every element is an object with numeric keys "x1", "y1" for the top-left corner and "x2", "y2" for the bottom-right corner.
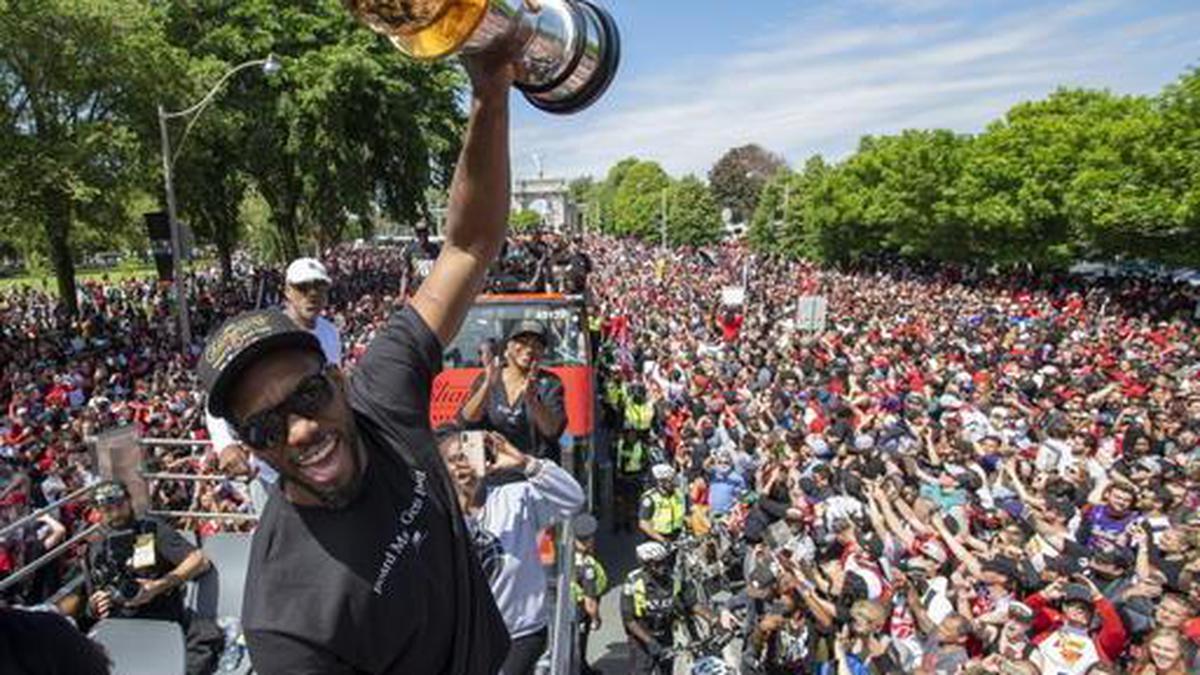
[{"x1": 661, "y1": 189, "x2": 668, "y2": 248}]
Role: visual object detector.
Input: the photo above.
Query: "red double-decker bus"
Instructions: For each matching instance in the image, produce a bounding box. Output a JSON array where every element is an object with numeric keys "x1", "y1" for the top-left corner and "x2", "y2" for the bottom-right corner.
[{"x1": 430, "y1": 293, "x2": 596, "y2": 503}]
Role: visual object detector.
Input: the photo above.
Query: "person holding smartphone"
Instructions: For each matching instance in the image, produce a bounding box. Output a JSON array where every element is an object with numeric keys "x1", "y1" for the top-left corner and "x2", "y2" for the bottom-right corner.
[
  {"x1": 437, "y1": 428, "x2": 584, "y2": 675},
  {"x1": 460, "y1": 321, "x2": 567, "y2": 464}
]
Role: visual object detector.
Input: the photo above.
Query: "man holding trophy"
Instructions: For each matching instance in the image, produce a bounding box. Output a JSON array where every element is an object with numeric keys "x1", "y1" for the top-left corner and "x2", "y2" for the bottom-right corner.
[{"x1": 198, "y1": 2, "x2": 620, "y2": 674}]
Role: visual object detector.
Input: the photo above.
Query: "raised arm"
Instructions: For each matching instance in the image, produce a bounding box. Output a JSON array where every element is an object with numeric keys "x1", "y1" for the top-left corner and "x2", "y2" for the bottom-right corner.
[{"x1": 410, "y1": 55, "x2": 514, "y2": 345}]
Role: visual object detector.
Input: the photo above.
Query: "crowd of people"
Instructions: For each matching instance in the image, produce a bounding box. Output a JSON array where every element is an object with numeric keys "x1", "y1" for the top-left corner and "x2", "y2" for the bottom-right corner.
[
  {"x1": 585, "y1": 236, "x2": 1200, "y2": 673},
  {"x1": 0, "y1": 245, "x2": 413, "y2": 606},
  {"x1": 3, "y1": 225, "x2": 1200, "y2": 674}
]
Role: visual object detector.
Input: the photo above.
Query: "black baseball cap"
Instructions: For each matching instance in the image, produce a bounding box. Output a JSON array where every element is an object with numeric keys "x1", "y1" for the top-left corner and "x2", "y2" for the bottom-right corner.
[
  {"x1": 981, "y1": 557, "x2": 1018, "y2": 578},
  {"x1": 1062, "y1": 583, "x2": 1094, "y2": 607},
  {"x1": 507, "y1": 320, "x2": 547, "y2": 344},
  {"x1": 199, "y1": 309, "x2": 323, "y2": 420},
  {"x1": 1046, "y1": 555, "x2": 1085, "y2": 576}
]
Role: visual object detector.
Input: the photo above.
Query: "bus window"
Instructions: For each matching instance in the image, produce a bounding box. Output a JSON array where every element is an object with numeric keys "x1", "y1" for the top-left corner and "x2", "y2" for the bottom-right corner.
[{"x1": 443, "y1": 304, "x2": 586, "y2": 369}]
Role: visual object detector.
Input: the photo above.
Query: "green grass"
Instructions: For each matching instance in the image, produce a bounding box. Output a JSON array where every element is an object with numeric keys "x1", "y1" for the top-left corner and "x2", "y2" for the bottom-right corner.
[{"x1": 0, "y1": 263, "x2": 160, "y2": 292}]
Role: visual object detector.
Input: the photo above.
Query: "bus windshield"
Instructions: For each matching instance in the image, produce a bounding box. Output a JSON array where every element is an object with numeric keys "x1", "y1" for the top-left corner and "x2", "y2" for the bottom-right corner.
[{"x1": 443, "y1": 303, "x2": 588, "y2": 368}]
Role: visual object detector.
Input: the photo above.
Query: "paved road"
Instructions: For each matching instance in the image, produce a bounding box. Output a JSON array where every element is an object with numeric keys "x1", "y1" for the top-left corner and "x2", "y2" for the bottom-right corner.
[{"x1": 584, "y1": 522, "x2": 639, "y2": 673}]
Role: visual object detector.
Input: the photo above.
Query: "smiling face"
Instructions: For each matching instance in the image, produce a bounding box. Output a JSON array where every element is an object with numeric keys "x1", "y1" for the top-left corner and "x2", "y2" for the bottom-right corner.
[
  {"x1": 1148, "y1": 631, "x2": 1182, "y2": 670},
  {"x1": 284, "y1": 281, "x2": 330, "y2": 327},
  {"x1": 505, "y1": 333, "x2": 545, "y2": 372},
  {"x1": 1106, "y1": 485, "x2": 1135, "y2": 516},
  {"x1": 227, "y1": 348, "x2": 362, "y2": 509}
]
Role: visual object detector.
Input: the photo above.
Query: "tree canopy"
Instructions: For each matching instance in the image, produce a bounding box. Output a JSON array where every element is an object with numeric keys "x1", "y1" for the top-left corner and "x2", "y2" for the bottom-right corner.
[
  {"x1": 708, "y1": 143, "x2": 787, "y2": 225},
  {"x1": 0, "y1": 0, "x2": 466, "y2": 312}
]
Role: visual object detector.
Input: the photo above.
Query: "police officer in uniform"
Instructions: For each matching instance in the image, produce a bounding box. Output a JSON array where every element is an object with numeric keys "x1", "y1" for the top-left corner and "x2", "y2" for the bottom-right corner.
[
  {"x1": 572, "y1": 514, "x2": 607, "y2": 675},
  {"x1": 639, "y1": 463, "x2": 686, "y2": 543},
  {"x1": 621, "y1": 542, "x2": 709, "y2": 674},
  {"x1": 85, "y1": 481, "x2": 222, "y2": 675},
  {"x1": 614, "y1": 427, "x2": 648, "y2": 533}
]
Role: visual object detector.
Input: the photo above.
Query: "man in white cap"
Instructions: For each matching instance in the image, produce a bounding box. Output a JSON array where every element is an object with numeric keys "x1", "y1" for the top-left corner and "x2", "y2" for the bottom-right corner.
[
  {"x1": 205, "y1": 257, "x2": 343, "y2": 507},
  {"x1": 281, "y1": 257, "x2": 342, "y2": 362}
]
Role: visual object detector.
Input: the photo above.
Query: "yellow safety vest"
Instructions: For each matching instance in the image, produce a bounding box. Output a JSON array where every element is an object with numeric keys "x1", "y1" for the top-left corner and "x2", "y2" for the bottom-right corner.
[
  {"x1": 572, "y1": 552, "x2": 608, "y2": 602},
  {"x1": 648, "y1": 490, "x2": 685, "y2": 535},
  {"x1": 605, "y1": 381, "x2": 624, "y2": 407},
  {"x1": 618, "y1": 439, "x2": 646, "y2": 474},
  {"x1": 626, "y1": 401, "x2": 653, "y2": 431},
  {"x1": 629, "y1": 570, "x2": 680, "y2": 619}
]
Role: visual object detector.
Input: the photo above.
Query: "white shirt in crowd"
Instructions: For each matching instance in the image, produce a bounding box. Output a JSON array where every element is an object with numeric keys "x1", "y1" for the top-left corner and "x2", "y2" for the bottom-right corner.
[
  {"x1": 472, "y1": 460, "x2": 584, "y2": 639},
  {"x1": 205, "y1": 314, "x2": 342, "y2": 484}
]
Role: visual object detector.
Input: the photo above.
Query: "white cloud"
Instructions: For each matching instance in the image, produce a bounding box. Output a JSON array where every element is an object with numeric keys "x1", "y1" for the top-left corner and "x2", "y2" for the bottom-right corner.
[{"x1": 512, "y1": 0, "x2": 1195, "y2": 179}]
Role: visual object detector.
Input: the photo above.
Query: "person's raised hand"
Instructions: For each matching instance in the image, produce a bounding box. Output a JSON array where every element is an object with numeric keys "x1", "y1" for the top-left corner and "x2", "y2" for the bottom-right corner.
[
  {"x1": 486, "y1": 432, "x2": 529, "y2": 474},
  {"x1": 217, "y1": 443, "x2": 253, "y2": 478},
  {"x1": 460, "y1": 39, "x2": 518, "y2": 102}
]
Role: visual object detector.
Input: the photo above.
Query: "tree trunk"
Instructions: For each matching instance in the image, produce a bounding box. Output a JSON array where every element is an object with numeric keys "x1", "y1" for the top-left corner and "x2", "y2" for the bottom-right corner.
[
  {"x1": 210, "y1": 210, "x2": 236, "y2": 285},
  {"x1": 276, "y1": 210, "x2": 300, "y2": 262},
  {"x1": 43, "y1": 187, "x2": 77, "y2": 316},
  {"x1": 216, "y1": 235, "x2": 234, "y2": 284}
]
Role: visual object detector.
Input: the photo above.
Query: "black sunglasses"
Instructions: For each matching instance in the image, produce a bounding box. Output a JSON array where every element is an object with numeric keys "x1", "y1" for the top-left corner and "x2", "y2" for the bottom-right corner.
[{"x1": 234, "y1": 368, "x2": 335, "y2": 450}]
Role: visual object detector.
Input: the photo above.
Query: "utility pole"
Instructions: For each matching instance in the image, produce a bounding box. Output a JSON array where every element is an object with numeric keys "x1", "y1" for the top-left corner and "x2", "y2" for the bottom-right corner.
[
  {"x1": 158, "y1": 105, "x2": 191, "y2": 353},
  {"x1": 660, "y1": 189, "x2": 668, "y2": 248}
]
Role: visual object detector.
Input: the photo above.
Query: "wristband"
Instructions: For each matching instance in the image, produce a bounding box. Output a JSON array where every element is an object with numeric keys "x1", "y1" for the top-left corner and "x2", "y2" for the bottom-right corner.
[{"x1": 524, "y1": 458, "x2": 544, "y2": 478}]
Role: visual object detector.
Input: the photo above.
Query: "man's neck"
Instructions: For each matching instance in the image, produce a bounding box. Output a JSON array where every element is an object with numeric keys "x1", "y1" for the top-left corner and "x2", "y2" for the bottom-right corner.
[{"x1": 286, "y1": 306, "x2": 317, "y2": 331}]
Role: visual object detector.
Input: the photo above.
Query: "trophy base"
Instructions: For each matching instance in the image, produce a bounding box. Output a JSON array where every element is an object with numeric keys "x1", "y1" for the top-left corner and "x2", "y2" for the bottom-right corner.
[{"x1": 517, "y1": 0, "x2": 620, "y2": 114}]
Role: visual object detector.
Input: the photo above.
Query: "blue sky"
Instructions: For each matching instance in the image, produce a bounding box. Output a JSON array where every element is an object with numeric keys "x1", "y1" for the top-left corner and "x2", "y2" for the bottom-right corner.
[{"x1": 509, "y1": 0, "x2": 1200, "y2": 180}]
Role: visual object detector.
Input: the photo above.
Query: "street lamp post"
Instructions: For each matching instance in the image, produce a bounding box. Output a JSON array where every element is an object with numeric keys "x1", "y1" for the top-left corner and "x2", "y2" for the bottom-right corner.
[{"x1": 158, "y1": 54, "x2": 281, "y2": 353}]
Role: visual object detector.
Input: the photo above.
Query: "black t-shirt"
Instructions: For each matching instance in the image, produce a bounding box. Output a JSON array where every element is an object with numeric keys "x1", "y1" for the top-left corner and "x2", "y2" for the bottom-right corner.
[
  {"x1": 87, "y1": 516, "x2": 194, "y2": 622},
  {"x1": 242, "y1": 307, "x2": 510, "y2": 675},
  {"x1": 0, "y1": 607, "x2": 111, "y2": 675},
  {"x1": 469, "y1": 369, "x2": 566, "y2": 463}
]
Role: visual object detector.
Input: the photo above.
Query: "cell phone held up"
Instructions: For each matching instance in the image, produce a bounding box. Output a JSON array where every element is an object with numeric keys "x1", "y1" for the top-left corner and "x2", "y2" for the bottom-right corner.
[{"x1": 462, "y1": 431, "x2": 489, "y2": 478}]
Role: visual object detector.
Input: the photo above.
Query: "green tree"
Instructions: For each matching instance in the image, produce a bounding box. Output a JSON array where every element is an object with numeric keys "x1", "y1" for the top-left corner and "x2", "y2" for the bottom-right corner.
[
  {"x1": 611, "y1": 160, "x2": 671, "y2": 239},
  {"x1": 855, "y1": 130, "x2": 969, "y2": 260},
  {"x1": 509, "y1": 208, "x2": 543, "y2": 233},
  {"x1": 666, "y1": 175, "x2": 723, "y2": 246},
  {"x1": 950, "y1": 89, "x2": 1134, "y2": 266},
  {"x1": 748, "y1": 170, "x2": 793, "y2": 254},
  {"x1": 163, "y1": 0, "x2": 465, "y2": 261},
  {"x1": 708, "y1": 143, "x2": 787, "y2": 224},
  {"x1": 591, "y1": 157, "x2": 639, "y2": 233},
  {"x1": 0, "y1": 0, "x2": 187, "y2": 314}
]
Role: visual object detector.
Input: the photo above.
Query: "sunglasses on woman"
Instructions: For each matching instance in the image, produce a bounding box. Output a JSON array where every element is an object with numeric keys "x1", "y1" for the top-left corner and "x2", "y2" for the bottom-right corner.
[{"x1": 234, "y1": 367, "x2": 335, "y2": 450}]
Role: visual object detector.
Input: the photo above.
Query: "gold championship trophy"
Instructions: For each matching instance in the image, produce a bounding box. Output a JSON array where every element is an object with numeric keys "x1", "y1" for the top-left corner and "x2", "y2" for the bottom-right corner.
[{"x1": 344, "y1": 0, "x2": 620, "y2": 114}]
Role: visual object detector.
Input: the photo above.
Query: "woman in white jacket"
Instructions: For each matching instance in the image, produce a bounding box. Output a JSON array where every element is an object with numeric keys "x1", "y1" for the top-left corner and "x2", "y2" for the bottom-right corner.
[{"x1": 438, "y1": 428, "x2": 586, "y2": 675}]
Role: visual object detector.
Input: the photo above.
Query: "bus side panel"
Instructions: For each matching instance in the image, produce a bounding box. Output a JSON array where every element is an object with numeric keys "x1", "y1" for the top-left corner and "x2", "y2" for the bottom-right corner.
[{"x1": 430, "y1": 366, "x2": 594, "y2": 437}]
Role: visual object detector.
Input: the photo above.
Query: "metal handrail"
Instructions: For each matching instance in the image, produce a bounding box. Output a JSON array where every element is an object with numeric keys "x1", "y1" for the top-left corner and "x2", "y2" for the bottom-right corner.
[
  {"x1": 141, "y1": 472, "x2": 247, "y2": 483},
  {"x1": 139, "y1": 438, "x2": 213, "y2": 449},
  {"x1": 0, "y1": 522, "x2": 101, "y2": 594},
  {"x1": 145, "y1": 510, "x2": 258, "y2": 522},
  {"x1": 0, "y1": 482, "x2": 102, "y2": 540}
]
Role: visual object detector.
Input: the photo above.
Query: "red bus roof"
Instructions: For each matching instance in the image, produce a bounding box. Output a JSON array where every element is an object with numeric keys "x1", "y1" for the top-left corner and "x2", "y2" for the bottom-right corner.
[{"x1": 474, "y1": 293, "x2": 581, "y2": 304}]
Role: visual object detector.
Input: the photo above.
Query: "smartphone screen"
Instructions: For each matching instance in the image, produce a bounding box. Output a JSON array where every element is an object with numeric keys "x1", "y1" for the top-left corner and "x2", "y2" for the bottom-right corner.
[{"x1": 462, "y1": 431, "x2": 487, "y2": 477}]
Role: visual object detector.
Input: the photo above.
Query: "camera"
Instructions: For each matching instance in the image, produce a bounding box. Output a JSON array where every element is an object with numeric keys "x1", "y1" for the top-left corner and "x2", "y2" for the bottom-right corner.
[
  {"x1": 91, "y1": 529, "x2": 143, "y2": 607},
  {"x1": 91, "y1": 556, "x2": 142, "y2": 607}
]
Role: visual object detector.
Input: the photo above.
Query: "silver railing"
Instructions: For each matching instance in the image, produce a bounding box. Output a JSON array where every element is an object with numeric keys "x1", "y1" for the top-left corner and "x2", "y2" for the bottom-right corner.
[
  {"x1": 0, "y1": 482, "x2": 106, "y2": 595},
  {"x1": 138, "y1": 440, "x2": 258, "y2": 524},
  {"x1": 546, "y1": 440, "x2": 580, "y2": 675}
]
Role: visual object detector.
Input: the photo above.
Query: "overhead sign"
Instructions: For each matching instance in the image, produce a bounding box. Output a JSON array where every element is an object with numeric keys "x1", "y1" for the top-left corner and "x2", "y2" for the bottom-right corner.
[
  {"x1": 721, "y1": 286, "x2": 746, "y2": 306},
  {"x1": 795, "y1": 296, "x2": 828, "y2": 332}
]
